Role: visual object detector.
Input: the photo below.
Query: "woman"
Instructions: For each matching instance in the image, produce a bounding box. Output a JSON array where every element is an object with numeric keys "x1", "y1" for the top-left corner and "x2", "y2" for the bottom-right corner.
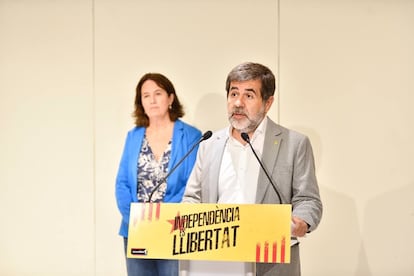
[{"x1": 115, "y1": 73, "x2": 201, "y2": 276}]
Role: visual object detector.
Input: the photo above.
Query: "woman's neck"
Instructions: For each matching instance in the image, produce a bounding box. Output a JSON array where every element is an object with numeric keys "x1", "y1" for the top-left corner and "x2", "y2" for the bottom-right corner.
[{"x1": 147, "y1": 117, "x2": 174, "y2": 132}]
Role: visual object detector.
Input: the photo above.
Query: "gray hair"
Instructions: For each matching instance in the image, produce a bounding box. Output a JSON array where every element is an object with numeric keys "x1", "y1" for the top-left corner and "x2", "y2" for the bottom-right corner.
[{"x1": 225, "y1": 62, "x2": 276, "y2": 101}]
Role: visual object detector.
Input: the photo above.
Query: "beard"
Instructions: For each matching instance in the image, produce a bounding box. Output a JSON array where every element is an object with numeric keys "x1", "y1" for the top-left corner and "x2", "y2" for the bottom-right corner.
[{"x1": 228, "y1": 106, "x2": 266, "y2": 134}]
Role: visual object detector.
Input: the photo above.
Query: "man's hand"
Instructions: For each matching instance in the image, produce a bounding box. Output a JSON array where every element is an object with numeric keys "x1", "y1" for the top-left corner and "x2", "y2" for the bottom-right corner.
[{"x1": 291, "y1": 216, "x2": 309, "y2": 237}]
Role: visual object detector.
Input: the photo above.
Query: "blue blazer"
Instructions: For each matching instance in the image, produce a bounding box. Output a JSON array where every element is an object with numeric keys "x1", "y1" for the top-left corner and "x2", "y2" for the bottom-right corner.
[{"x1": 115, "y1": 119, "x2": 201, "y2": 237}]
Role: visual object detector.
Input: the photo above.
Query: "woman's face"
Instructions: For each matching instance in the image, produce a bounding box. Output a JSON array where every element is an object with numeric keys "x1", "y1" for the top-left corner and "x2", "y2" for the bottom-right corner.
[{"x1": 141, "y1": 79, "x2": 174, "y2": 121}]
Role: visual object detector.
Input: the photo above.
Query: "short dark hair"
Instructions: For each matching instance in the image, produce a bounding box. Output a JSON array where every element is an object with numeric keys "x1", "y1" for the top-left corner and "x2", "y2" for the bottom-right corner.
[
  {"x1": 225, "y1": 62, "x2": 276, "y2": 101},
  {"x1": 133, "y1": 73, "x2": 185, "y2": 127}
]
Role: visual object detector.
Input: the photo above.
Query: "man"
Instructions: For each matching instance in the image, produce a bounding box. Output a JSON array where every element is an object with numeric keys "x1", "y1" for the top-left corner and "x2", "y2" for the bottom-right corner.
[{"x1": 182, "y1": 62, "x2": 323, "y2": 275}]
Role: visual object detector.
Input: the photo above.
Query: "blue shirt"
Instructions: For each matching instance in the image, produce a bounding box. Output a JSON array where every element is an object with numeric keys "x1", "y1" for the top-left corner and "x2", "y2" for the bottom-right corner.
[{"x1": 115, "y1": 119, "x2": 201, "y2": 237}]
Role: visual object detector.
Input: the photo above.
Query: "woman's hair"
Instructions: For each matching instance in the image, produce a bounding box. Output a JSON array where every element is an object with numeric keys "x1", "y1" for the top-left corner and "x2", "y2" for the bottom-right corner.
[
  {"x1": 225, "y1": 62, "x2": 276, "y2": 101},
  {"x1": 133, "y1": 73, "x2": 185, "y2": 127}
]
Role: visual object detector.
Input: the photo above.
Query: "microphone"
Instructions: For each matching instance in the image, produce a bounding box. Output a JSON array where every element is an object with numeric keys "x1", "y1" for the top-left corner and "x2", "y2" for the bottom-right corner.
[
  {"x1": 147, "y1": 130, "x2": 213, "y2": 202},
  {"x1": 241, "y1": 132, "x2": 286, "y2": 204}
]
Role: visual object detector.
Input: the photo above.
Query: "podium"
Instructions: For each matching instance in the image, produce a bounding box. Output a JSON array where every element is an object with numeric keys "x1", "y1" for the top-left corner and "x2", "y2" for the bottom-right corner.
[{"x1": 127, "y1": 203, "x2": 291, "y2": 264}]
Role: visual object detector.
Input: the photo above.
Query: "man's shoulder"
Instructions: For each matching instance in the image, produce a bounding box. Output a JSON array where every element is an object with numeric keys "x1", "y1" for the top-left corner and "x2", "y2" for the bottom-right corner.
[
  {"x1": 199, "y1": 127, "x2": 228, "y2": 148},
  {"x1": 266, "y1": 119, "x2": 308, "y2": 141},
  {"x1": 210, "y1": 127, "x2": 229, "y2": 141}
]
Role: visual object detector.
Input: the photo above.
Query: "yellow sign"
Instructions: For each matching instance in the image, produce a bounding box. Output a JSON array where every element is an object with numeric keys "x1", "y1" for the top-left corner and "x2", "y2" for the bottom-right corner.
[{"x1": 127, "y1": 203, "x2": 291, "y2": 263}]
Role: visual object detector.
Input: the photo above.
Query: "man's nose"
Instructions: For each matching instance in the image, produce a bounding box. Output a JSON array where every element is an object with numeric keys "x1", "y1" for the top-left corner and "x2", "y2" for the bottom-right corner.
[{"x1": 234, "y1": 96, "x2": 244, "y2": 107}]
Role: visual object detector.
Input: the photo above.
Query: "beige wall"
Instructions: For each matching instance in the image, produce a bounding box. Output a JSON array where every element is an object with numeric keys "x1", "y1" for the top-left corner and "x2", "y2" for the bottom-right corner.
[
  {"x1": 0, "y1": 0, "x2": 413, "y2": 275},
  {"x1": 280, "y1": 2, "x2": 414, "y2": 275},
  {"x1": 0, "y1": 0, "x2": 95, "y2": 275}
]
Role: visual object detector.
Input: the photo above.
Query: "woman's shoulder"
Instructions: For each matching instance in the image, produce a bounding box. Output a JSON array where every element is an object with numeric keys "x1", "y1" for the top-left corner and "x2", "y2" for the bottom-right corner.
[
  {"x1": 175, "y1": 119, "x2": 201, "y2": 136},
  {"x1": 126, "y1": 126, "x2": 145, "y2": 137}
]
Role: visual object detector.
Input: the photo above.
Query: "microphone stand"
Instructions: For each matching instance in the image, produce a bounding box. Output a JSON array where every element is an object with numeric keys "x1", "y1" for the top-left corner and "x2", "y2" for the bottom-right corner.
[
  {"x1": 147, "y1": 130, "x2": 212, "y2": 202},
  {"x1": 241, "y1": 132, "x2": 286, "y2": 204}
]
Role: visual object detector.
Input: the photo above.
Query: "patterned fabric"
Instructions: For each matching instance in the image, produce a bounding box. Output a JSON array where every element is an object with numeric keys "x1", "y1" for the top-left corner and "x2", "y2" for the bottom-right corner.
[{"x1": 137, "y1": 136, "x2": 171, "y2": 202}]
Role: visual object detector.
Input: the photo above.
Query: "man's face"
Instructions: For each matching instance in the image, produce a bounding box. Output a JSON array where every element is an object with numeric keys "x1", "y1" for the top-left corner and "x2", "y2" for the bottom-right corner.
[{"x1": 227, "y1": 79, "x2": 273, "y2": 134}]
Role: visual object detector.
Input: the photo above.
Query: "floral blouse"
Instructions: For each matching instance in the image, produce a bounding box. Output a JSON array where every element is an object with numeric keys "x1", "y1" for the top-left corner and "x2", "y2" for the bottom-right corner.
[{"x1": 137, "y1": 136, "x2": 171, "y2": 202}]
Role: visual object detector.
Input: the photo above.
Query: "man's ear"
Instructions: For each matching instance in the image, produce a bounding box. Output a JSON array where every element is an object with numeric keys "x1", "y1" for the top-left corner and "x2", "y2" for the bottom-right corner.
[{"x1": 264, "y1": 96, "x2": 274, "y2": 113}]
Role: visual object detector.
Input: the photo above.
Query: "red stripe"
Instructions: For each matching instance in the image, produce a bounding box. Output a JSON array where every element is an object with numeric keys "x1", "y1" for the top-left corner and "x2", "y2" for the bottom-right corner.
[
  {"x1": 256, "y1": 243, "x2": 261, "y2": 262},
  {"x1": 264, "y1": 241, "x2": 269, "y2": 262},
  {"x1": 155, "y1": 203, "x2": 161, "y2": 220},
  {"x1": 281, "y1": 237, "x2": 286, "y2": 263},
  {"x1": 272, "y1": 242, "x2": 277, "y2": 263}
]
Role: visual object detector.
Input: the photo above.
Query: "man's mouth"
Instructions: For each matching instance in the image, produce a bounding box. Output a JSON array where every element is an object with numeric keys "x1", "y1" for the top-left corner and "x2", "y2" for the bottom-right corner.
[{"x1": 232, "y1": 112, "x2": 246, "y2": 119}]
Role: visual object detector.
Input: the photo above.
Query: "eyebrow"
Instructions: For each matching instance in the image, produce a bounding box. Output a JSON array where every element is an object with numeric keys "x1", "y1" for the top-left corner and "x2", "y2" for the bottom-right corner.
[
  {"x1": 142, "y1": 88, "x2": 163, "y2": 94},
  {"x1": 230, "y1": 87, "x2": 257, "y2": 95}
]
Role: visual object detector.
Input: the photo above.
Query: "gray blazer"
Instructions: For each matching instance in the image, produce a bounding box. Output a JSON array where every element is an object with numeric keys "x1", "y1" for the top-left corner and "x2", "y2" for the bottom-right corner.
[{"x1": 182, "y1": 117, "x2": 322, "y2": 232}]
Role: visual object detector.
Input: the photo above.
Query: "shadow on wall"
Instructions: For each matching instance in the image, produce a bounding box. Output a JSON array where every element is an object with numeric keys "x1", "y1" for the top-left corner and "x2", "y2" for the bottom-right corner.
[
  {"x1": 193, "y1": 93, "x2": 228, "y2": 133},
  {"x1": 290, "y1": 126, "x2": 367, "y2": 276},
  {"x1": 300, "y1": 179, "x2": 364, "y2": 275},
  {"x1": 361, "y1": 182, "x2": 414, "y2": 276}
]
